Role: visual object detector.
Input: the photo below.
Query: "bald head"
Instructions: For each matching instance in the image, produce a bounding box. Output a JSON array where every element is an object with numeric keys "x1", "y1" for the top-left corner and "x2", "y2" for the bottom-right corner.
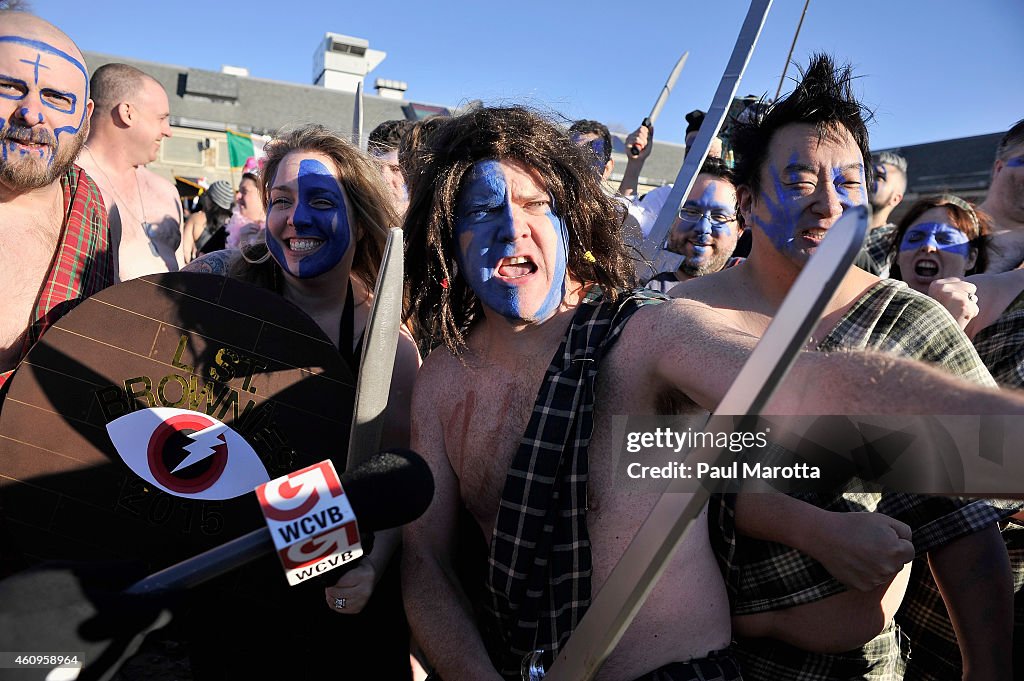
[
  {"x1": 91, "y1": 63, "x2": 162, "y2": 114},
  {"x1": 0, "y1": 12, "x2": 92, "y2": 191},
  {"x1": 1, "y1": 12, "x2": 85, "y2": 67}
]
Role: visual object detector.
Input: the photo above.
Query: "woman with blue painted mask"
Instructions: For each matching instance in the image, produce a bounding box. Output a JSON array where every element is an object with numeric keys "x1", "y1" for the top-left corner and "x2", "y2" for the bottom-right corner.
[
  {"x1": 184, "y1": 124, "x2": 420, "y2": 679},
  {"x1": 890, "y1": 194, "x2": 991, "y2": 329}
]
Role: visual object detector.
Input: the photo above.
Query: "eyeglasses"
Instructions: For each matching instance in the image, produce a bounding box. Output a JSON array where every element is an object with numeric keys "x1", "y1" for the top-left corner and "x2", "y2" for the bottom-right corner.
[{"x1": 677, "y1": 206, "x2": 738, "y2": 225}]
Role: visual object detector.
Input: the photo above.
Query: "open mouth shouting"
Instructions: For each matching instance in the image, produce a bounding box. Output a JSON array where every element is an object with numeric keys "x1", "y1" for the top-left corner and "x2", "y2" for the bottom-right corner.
[
  {"x1": 495, "y1": 255, "x2": 538, "y2": 280},
  {"x1": 912, "y1": 257, "x2": 940, "y2": 279}
]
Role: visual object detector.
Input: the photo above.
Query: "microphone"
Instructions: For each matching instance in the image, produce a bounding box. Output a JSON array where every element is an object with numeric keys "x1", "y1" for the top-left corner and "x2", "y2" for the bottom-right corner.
[{"x1": 125, "y1": 448, "x2": 434, "y2": 596}]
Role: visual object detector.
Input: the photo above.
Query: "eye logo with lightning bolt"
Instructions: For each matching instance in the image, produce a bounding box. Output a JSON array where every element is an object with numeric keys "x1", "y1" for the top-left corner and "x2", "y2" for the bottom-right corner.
[{"x1": 106, "y1": 408, "x2": 271, "y2": 500}]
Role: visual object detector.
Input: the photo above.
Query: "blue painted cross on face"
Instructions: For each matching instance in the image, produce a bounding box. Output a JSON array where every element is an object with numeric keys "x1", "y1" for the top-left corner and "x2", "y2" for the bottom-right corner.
[
  {"x1": 455, "y1": 159, "x2": 569, "y2": 323},
  {"x1": 0, "y1": 35, "x2": 88, "y2": 170},
  {"x1": 267, "y1": 156, "x2": 352, "y2": 279}
]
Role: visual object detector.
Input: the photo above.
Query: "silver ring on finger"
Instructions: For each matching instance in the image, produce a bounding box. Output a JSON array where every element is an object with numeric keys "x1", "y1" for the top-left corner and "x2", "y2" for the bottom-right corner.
[{"x1": 334, "y1": 597, "x2": 347, "y2": 610}]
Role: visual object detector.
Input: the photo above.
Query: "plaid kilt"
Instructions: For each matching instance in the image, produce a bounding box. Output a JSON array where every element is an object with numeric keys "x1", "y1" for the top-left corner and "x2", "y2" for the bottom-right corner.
[{"x1": 734, "y1": 622, "x2": 904, "y2": 681}]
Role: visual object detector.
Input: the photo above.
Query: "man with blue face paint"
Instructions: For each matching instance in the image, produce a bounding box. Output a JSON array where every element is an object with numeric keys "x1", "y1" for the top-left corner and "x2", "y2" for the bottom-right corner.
[
  {"x1": 670, "y1": 54, "x2": 1017, "y2": 681},
  {"x1": 454, "y1": 158, "x2": 569, "y2": 323},
  {"x1": 979, "y1": 119, "x2": 1024, "y2": 273},
  {"x1": 645, "y1": 157, "x2": 745, "y2": 293},
  {"x1": 0, "y1": 12, "x2": 113, "y2": 390}
]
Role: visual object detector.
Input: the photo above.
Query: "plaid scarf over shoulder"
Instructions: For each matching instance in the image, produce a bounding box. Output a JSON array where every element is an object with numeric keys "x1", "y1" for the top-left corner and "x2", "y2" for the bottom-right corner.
[
  {"x1": 0, "y1": 166, "x2": 113, "y2": 390},
  {"x1": 482, "y1": 287, "x2": 665, "y2": 678}
]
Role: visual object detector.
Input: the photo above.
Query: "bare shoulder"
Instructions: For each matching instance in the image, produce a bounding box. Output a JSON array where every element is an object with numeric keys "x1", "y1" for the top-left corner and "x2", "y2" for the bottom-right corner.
[
  {"x1": 182, "y1": 250, "x2": 236, "y2": 275},
  {"x1": 414, "y1": 346, "x2": 462, "y2": 403}
]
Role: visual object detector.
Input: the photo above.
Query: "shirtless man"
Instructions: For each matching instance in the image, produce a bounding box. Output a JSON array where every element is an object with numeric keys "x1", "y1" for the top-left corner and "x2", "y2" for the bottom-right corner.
[
  {"x1": 76, "y1": 63, "x2": 183, "y2": 281},
  {"x1": 400, "y1": 106, "x2": 1024, "y2": 681},
  {"x1": 0, "y1": 12, "x2": 114, "y2": 388},
  {"x1": 978, "y1": 119, "x2": 1024, "y2": 273},
  {"x1": 671, "y1": 54, "x2": 1013, "y2": 680}
]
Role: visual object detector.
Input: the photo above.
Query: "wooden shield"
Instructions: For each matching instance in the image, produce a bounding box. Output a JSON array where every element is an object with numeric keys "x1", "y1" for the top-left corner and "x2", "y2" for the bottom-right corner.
[{"x1": 0, "y1": 273, "x2": 355, "y2": 574}]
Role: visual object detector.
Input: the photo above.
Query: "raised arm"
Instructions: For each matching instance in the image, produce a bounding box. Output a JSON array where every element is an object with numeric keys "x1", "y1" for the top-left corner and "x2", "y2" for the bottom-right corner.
[
  {"x1": 645, "y1": 299, "x2": 1024, "y2": 417},
  {"x1": 618, "y1": 123, "x2": 653, "y2": 199},
  {"x1": 402, "y1": 361, "x2": 504, "y2": 681}
]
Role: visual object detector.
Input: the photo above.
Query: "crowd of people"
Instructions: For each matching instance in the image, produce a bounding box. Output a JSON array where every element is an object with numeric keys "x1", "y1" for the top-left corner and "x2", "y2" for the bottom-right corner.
[{"x1": 2, "y1": 9, "x2": 1024, "y2": 681}]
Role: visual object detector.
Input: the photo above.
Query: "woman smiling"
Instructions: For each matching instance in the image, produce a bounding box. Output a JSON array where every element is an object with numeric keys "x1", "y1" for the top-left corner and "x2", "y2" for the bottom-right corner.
[{"x1": 184, "y1": 124, "x2": 420, "y2": 678}]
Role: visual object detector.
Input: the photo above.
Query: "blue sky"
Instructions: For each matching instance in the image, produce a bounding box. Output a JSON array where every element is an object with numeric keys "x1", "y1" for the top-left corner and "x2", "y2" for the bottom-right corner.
[{"x1": 32, "y1": 0, "x2": 1024, "y2": 150}]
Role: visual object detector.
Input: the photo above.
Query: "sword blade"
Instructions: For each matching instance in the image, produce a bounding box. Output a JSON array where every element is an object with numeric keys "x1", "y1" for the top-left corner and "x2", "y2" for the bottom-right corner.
[
  {"x1": 647, "y1": 51, "x2": 689, "y2": 125},
  {"x1": 346, "y1": 227, "x2": 404, "y2": 469},
  {"x1": 633, "y1": 0, "x2": 773, "y2": 282},
  {"x1": 544, "y1": 205, "x2": 869, "y2": 681},
  {"x1": 353, "y1": 80, "x2": 365, "y2": 152}
]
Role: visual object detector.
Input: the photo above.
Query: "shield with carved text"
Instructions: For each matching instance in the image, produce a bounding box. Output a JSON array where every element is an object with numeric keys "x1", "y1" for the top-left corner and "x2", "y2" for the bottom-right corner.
[{"x1": 0, "y1": 272, "x2": 355, "y2": 575}]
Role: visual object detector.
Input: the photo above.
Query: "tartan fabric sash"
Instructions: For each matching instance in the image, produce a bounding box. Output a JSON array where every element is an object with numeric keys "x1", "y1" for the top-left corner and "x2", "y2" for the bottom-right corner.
[
  {"x1": 482, "y1": 287, "x2": 665, "y2": 678},
  {"x1": 0, "y1": 166, "x2": 113, "y2": 391},
  {"x1": 972, "y1": 288, "x2": 1024, "y2": 388}
]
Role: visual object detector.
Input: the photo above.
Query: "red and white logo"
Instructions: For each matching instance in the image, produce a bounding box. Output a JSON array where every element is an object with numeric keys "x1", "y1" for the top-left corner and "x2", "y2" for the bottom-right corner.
[
  {"x1": 256, "y1": 459, "x2": 363, "y2": 585},
  {"x1": 106, "y1": 407, "x2": 271, "y2": 500}
]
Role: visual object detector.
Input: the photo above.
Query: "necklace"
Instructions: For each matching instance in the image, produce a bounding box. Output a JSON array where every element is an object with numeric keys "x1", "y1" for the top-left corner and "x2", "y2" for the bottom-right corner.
[{"x1": 83, "y1": 145, "x2": 158, "y2": 254}]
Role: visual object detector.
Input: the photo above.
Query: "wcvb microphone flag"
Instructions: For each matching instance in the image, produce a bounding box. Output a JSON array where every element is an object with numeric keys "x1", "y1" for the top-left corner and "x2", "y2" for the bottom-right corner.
[{"x1": 255, "y1": 460, "x2": 363, "y2": 585}]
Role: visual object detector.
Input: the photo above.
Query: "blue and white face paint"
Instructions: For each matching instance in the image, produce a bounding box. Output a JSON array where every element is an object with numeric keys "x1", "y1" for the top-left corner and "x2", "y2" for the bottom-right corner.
[
  {"x1": 666, "y1": 176, "x2": 741, "y2": 277},
  {"x1": 454, "y1": 159, "x2": 569, "y2": 323},
  {"x1": 267, "y1": 154, "x2": 353, "y2": 280},
  {"x1": 745, "y1": 124, "x2": 867, "y2": 268},
  {"x1": 896, "y1": 208, "x2": 976, "y2": 294},
  {"x1": 0, "y1": 34, "x2": 89, "y2": 186}
]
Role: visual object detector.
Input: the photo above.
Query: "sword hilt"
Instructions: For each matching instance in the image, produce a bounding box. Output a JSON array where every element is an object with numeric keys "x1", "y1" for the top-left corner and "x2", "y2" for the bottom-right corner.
[{"x1": 628, "y1": 117, "x2": 653, "y2": 158}]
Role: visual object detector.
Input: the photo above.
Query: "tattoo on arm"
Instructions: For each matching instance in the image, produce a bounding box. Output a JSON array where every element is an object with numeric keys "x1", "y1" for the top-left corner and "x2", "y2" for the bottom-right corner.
[{"x1": 182, "y1": 250, "x2": 233, "y2": 275}]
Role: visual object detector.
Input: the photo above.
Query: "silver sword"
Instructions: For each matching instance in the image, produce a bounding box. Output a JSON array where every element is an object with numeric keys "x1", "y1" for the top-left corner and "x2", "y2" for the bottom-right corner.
[
  {"x1": 542, "y1": 205, "x2": 869, "y2": 681},
  {"x1": 632, "y1": 0, "x2": 773, "y2": 282},
  {"x1": 346, "y1": 227, "x2": 404, "y2": 469},
  {"x1": 628, "y1": 51, "x2": 689, "y2": 158},
  {"x1": 353, "y1": 79, "x2": 365, "y2": 152}
]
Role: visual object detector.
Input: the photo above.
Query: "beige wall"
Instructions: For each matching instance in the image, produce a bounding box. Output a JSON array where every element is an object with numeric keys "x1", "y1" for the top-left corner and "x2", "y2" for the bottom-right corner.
[{"x1": 147, "y1": 126, "x2": 238, "y2": 186}]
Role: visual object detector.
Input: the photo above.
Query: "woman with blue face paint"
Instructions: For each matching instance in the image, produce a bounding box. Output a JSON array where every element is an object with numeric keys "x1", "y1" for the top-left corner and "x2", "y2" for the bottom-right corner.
[
  {"x1": 184, "y1": 124, "x2": 421, "y2": 679},
  {"x1": 891, "y1": 195, "x2": 990, "y2": 329}
]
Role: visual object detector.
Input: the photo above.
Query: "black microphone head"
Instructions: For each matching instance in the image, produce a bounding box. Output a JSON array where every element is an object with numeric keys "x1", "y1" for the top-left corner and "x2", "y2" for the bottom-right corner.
[{"x1": 340, "y1": 449, "x2": 435, "y2": 531}]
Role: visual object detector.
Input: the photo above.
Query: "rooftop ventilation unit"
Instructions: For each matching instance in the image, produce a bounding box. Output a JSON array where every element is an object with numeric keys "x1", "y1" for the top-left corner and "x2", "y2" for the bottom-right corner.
[{"x1": 313, "y1": 32, "x2": 386, "y2": 93}]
